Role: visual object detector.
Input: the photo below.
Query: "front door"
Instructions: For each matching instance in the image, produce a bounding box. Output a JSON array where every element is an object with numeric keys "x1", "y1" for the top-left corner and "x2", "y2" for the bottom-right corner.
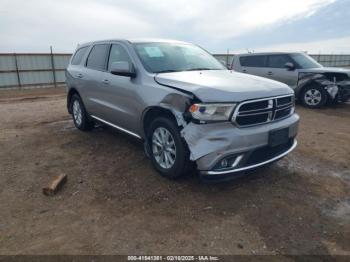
[
  {"x1": 98, "y1": 43, "x2": 141, "y2": 134},
  {"x1": 266, "y1": 54, "x2": 299, "y2": 88}
]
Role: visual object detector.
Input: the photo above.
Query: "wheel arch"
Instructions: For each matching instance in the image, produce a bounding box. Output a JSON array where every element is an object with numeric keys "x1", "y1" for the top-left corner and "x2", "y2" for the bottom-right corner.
[
  {"x1": 67, "y1": 87, "x2": 80, "y2": 114},
  {"x1": 298, "y1": 81, "x2": 329, "y2": 108},
  {"x1": 141, "y1": 106, "x2": 179, "y2": 138},
  {"x1": 297, "y1": 81, "x2": 323, "y2": 100}
]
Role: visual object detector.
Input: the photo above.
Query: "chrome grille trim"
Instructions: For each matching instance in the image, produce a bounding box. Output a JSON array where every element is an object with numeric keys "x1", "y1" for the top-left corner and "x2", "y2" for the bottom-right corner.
[{"x1": 232, "y1": 94, "x2": 294, "y2": 127}]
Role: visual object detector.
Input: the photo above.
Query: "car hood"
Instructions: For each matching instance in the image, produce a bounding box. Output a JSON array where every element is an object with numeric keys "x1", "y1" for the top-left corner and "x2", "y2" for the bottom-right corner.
[
  {"x1": 299, "y1": 67, "x2": 350, "y2": 75},
  {"x1": 155, "y1": 70, "x2": 293, "y2": 102}
]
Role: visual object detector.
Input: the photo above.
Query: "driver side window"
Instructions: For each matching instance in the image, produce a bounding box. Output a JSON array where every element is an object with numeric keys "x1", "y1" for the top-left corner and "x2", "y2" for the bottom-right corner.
[
  {"x1": 108, "y1": 44, "x2": 132, "y2": 71},
  {"x1": 267, "y1": 55, "x2": 292, "y2": 68}
]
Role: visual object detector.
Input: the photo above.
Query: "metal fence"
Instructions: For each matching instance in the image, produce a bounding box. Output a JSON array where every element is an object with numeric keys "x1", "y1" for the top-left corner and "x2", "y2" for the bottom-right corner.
[
  {"x1": 0, "y1": 53, "x2": 71, "y2": 89},
  {"x1": 0, "y1": 52, "x2": 350, "y2": 89},
  {"x1": 309, "y1": 54, "x2": 350, "y2": 67},
  {"x1": 213, "y1": 54, "x2": 350, "y2": 68}
]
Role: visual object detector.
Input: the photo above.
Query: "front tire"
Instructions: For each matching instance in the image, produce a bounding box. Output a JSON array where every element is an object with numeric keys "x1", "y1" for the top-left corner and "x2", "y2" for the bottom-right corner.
[
  {"x1": 70, "y1": 94, "x2": 94, "y2": 131},
  {"x1": 301, "y1": 85, "x2": 327, "y2": 108},
  {"x1": 147, "y1": 117, "x2": 191, "y2": 179}
]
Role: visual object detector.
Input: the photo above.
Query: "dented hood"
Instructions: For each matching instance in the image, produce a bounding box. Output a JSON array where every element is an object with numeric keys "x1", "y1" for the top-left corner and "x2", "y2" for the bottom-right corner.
[
  {"x1": 298, "y1": 67, "x2": 350, "y2": 76},
  {"x1": 155, "y1": 70, "x2": 293, "y2": 102}
]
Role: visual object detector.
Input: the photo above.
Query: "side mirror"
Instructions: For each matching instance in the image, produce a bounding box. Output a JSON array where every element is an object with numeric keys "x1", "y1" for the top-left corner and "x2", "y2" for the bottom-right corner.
[
  {"x1": 284, "y1": 62, "x2": 295, "y2": 71},
  {"x1": 110, "y1": 61, "x2": 136, "y2": 78}
]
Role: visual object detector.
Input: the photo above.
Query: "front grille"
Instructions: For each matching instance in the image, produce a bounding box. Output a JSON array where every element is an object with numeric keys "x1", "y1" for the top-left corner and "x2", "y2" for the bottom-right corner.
[
  {"x1": 275, "y1": 107, "x2": 292, "y2": 120},
  {"x1": 239, "y1": 100, "x2": 270, "y2": 111},
  {"x1": 277, "y1": 96, "x2": 293, "y2": 106},
  {"x1": 232, "y1": 95, "x2": 294, "y2": 127},
  {"x1": 236, "y1": 113, "x2": 269, "y2": 126}
]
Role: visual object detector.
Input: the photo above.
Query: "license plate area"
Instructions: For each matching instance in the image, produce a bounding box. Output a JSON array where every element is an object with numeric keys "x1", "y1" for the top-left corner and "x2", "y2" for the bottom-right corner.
[{"x1": 269, "y1": 128, "x2": 290, "y2": 147}]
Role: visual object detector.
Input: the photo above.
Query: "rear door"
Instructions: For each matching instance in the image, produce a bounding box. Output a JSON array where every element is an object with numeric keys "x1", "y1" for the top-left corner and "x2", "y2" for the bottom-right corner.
[
  {"x1": 237, "y1": 55, "x2": 268, "y2": 78},
  {"x1": 67, "y1": 46, "x2": 89, "y2": 101},
  {"x1": 83, "y1": 44, "x2": 111, "y2": 118},
  {"x1": 266, "y1": 54, "x2": 299, "y2": 88}
]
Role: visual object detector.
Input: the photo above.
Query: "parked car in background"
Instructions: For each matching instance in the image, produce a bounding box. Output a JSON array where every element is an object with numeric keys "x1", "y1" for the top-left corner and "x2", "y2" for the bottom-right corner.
[
  {"x1": 66, "y1": 39, "x2": 299, "y2": 181},
  {"x1": 232, "y1": 52, "x2": 350, "y2": 108}
]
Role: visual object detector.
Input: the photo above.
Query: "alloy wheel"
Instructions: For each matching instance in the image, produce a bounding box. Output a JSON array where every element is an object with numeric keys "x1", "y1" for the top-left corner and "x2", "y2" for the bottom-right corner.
[
  {"x1": 72, "y1": 100, "x2": 83, "y2": 126},
  {"x1": 304, "y1": 89, "x2": 322, "y2": 106},
  {"x1": 152, "y1": 127, "x2": 176, "y2": 169}
]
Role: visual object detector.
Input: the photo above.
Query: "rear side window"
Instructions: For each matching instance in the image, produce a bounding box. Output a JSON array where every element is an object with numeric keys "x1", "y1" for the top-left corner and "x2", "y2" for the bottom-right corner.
[
  {"x1": 71, "y1": 47, "x2": 88, "y2": 65},
  {"x1": 267, "y1": 55, "x2": 292, "y2": 68},
  {"x1": 239, "y1": 55, "x2": 266, "y2": 67},
  {"x1": 86, "y1": 44, "x2": 110, "y2": 71}
]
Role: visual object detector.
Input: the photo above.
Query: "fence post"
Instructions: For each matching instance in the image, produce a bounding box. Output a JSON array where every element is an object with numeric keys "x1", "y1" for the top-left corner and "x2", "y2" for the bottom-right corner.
[
  {"x1": 14, "y1": 53, "x2": 21, "y2": 89},
  {"x1": 50, "y1": 46, "x2": 57, "y2": 88},
  {"x1": 226, "y1": 49, "x2": 229, "y2": 68}
]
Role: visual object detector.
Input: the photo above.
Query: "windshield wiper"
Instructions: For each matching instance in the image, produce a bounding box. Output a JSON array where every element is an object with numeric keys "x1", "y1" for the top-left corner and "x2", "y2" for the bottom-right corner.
[
  {"x1": 184, "y1": 68, "x2": 214, "y2": 71},
  {"x1": 155, "y1": 69, "x2": 180, "y2": 74},
  {"x1": 155, "y1": 68, "x2": 218, "y2": 73}
]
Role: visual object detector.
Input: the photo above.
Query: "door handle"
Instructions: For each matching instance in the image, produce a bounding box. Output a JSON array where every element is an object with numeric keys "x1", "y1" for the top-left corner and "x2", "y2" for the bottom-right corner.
[
  {"x1": 76, "y1": 73, "x2": 83, "y2": 78},
  {"x1": 102, "y1": 79, "x2": 110, "y2": 85},
  {"x1": 267, "y1": 71, "x2": 273, "y2": 76},
  {"x1": 242, "y1": 69, "x2": 247, "y2": 73}
]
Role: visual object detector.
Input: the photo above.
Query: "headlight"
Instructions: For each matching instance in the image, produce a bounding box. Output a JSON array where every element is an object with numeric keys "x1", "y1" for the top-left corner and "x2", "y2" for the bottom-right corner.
[{"x1": 188, "y1": 103, "x2": 236, "y2": 122}]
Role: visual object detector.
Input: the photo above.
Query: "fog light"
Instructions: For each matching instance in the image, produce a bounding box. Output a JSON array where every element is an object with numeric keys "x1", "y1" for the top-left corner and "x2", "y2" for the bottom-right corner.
[{"x1": 213, "y1": 154, "x2": 244, "y2": 171}]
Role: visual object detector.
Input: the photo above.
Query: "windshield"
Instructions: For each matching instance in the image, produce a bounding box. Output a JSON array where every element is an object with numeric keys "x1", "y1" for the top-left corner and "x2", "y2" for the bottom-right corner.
[
  {"x1": 290, "y1": 53, "x2": 322, "y2": 69},
  {"x1": 133, "y1": 42, "x2": 225, "y2": 73}
]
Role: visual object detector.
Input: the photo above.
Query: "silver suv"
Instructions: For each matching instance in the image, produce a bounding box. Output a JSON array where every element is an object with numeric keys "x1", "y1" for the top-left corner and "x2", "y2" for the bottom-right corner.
[
  {"x1": 232, "y1": 52, "x2": 350, "y2": 108},
  {"x1": 66, "y1": 39, "x2": 299, "y2": 180}
]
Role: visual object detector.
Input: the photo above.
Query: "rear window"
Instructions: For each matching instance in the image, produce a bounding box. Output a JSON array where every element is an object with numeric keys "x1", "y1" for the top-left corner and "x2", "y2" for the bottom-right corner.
[
  {"x1": 239, "y1": 55, "x2": 266, "y2": 67},
  {"x1": 86, "y1": 44, "x2": 110, "y2": 71},
  {"x1": 71, "y1": 47, "x2": 88, "y2": 65}
]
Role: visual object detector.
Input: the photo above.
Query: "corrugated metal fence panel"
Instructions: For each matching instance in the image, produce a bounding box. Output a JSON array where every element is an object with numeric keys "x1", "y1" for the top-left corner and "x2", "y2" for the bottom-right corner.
[
  {"x1": 54, "y1": 55, "x2": 71, "y2": 70},
  {"x1": 0, "y1": 55, "x2": 16, "y2": 71},
  {"x1": 19, "y1": 71, "x2": 54, "y2": 85},
  {"x1": 300, "y1": 54, "x2": 350, "y2": 67},
  {"x1": 0, "y1": 72, "x2": 18, "y2": 87},
  {"x1": 0, "y1": 53, "x2": 71, "y2": 88},
  {"x1": 16, "y1": 55, "x2": 52, "y2": 70},
  {"x1": 1, "y1": 53, "x2": 350, "y2": 89},
  {"x1": 55, "y1": 71, "x2": 66, "y2": 82}
]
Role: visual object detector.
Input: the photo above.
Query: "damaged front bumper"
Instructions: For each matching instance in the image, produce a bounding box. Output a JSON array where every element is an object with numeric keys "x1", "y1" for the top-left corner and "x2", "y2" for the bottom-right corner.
[
  {"x1": 337, "y1": 85, "x2": 350, "y2": 102},
  {"x1": 325, "y1": 84, "x2": 350, "y2": 102},
  {"x1": 200, "y1": 139, "x2": 297, "y2": 175},
  {"x1": 182, "y1": 114, "x2": 299, "y2": 177},
  {"x1": 298, "y1": 72, "x2": 350, "y2": 103}
]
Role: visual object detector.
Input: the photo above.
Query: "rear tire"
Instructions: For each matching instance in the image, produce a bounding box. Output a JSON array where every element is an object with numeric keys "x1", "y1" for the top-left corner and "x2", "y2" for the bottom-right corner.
[
  {"x1": 147, "y1": 117, "x2": 191, "y2": 179},
  {"x1": 300, "y1": 85, "x2": 327, "y2": 108},
  {"x1": 70, "y1": 94, "x2": 94, "y2": 131}
]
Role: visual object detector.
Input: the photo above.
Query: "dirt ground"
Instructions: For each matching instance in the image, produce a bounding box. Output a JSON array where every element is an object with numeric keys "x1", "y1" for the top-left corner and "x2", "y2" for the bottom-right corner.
[{"x1": 0, "y1": 87, "x2": 349, "y2": 256}]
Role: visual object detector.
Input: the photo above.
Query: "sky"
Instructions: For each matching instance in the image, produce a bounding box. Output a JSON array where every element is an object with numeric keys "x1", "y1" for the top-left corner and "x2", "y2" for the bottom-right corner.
[{"x1": 1, "y1": 0, "x2": 350, "y2": 54}]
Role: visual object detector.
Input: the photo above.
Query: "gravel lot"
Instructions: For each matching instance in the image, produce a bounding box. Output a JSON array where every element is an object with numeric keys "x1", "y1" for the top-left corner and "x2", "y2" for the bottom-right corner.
[{"x1": 0, "y1": 87, "x2": 349, "y2": 255}]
